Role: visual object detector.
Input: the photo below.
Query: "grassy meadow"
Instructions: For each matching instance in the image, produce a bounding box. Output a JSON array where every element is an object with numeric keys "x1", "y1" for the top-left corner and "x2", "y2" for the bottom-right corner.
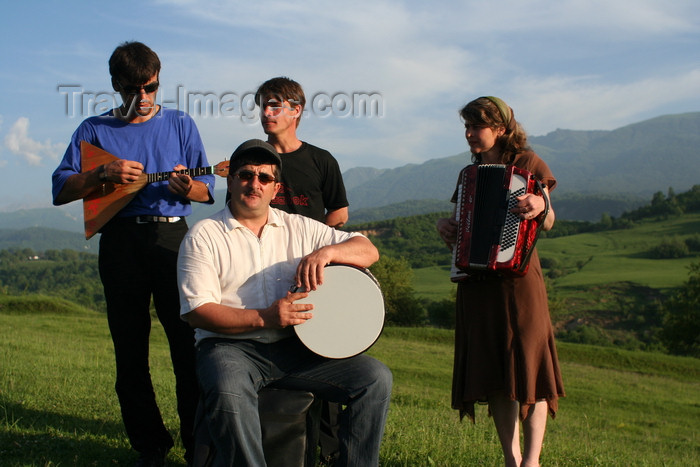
[
  {"x1": 412, "y1": 213, "x2": 700, "y2": 305},
  {"x1": 1, "y1": 295, "x2": 699, "y2": 466}
]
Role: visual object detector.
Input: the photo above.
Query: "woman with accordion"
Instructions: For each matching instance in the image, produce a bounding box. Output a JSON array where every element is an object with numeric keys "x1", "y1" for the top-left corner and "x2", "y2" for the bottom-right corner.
[{"x1": 436, "y1": 96, "x2": 565, "y2": 467}]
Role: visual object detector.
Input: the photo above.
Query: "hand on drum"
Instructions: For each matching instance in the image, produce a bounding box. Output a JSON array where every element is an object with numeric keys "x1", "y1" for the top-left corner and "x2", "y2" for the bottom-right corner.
[
  {"x1": 294, "y1": 248, "x2": 333, "y2": 292},
  {"x1": 511, "y1": 193, "x2": 545, "y2": 220},
  {"x1": 263, "y1": 291, "x2": 313, "y2": 328}
]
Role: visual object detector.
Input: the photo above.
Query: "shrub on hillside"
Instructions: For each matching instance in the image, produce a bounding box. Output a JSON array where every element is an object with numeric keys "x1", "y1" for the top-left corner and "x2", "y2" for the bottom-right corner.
[
  {"x1": 660, "y1": 262, "x2": 700, "y2": 357},
  {"x1": 370, "y1": 256, "x2": 427, "y2": 326},
  {"x1": 647, "y1": 238, "x2": 689, "y2": 259},
  {"x1": 426, "y1": 296, "x2": 455, "y2": 329},
  {"x1": 539, "y1": 256, "x2": 559, "y2": 269},
  {"x1": 684, "y1": 235, "x2": 700, "y2": 252},
  {"x1": 558, "y1": 324, "x2": 612, "y2": 347},
  {"x1": 546, "y1": 268, "x2": 567, "y2": 279},
  {"x1": 0, "y1": 248, "x2": 104, "y2": 311}
]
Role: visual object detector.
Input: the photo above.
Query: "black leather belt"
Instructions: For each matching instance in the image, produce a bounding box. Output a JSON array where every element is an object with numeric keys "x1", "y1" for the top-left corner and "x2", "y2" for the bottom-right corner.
[{"x1": 134, "y1": 216, "x2": 181, "y2": 224}]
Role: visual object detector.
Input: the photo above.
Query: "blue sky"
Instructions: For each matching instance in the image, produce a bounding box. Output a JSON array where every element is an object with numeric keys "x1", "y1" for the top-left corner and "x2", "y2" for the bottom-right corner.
[{"x1": 1, "y1": 0, "x2": 699, "y2": 211}]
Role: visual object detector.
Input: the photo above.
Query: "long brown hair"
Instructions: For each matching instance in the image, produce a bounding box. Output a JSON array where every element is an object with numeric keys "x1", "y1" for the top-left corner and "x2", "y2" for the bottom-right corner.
[{"x1": 459, "y1": 96, "x2": 529, "y2": 164}]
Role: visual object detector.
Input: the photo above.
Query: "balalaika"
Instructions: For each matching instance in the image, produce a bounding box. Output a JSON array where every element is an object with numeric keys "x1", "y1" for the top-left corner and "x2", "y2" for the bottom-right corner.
[{"x1": 450, "y1": 164, "x2": 548, "y2": 282}]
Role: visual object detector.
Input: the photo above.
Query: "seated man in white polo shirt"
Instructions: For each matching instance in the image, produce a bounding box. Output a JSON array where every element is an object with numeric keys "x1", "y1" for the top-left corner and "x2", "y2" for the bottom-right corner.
[{"x1": 177, "y1": 139, "x2": 392, "y2": 467}]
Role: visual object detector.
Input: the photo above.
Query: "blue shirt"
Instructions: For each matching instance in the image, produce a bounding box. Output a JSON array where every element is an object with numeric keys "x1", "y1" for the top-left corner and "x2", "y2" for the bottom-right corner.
[{"x1": 52, "y1": 107, "x2": 215, "y2": 217}]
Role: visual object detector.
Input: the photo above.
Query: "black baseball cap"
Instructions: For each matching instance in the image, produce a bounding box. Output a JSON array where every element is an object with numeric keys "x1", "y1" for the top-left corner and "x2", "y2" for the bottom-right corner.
[{"x1": 229, "y1": 139, "x2": 282, "y2": 170}]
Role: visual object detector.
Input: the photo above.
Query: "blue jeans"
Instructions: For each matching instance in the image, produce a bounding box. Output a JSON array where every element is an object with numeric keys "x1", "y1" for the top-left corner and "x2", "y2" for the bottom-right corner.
[{"x1": 196, "y1": 337, "x2": 392, "y2": 467}]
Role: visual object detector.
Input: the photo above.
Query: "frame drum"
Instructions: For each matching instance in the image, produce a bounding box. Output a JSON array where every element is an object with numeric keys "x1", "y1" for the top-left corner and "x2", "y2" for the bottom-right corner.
[{"x1": 294, "y1": 264, "x2": 385, "y2": 359}]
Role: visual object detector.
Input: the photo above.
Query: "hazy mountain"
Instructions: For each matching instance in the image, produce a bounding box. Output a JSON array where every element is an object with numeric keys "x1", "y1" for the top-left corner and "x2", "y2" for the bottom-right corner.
[
  {"x1": 0, "y1": 226, "x2": 98, "y2": 252},
  {"x1": 344, "y1": 155, "x2": 466, "y2": 211},
  {"x1": 531, "y1": 112, "x2": 700, "y2": 195},
  {"x1": 342, "y1": 167, "x2": 392, "y2": 190},
  {"x1": 344, "y1": 112, "x2": 700, "y2": 211},
  {"x1": 0, "y1": 112, "x2": 697, "y2": 233},
  {"x1": 346, "y1": 199, "x2": 453, "y2": 225},
  {"x1": 1, "y1": 199, "x2": 227, "y2": 235},
  {"x1": 0, "y1": 206, "x2": 84, "y2": 232}
]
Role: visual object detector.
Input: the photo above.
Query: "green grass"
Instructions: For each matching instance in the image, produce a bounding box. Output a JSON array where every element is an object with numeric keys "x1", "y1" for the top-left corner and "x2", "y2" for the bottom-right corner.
[
  {"x1": 2, "y1": 296, "x2": 699, "y2": 466},
  {"x1": 412, "y1": 265, "x2": 456, "y2": 301},
  {"x1": 412, "y1": 214, "x2": 700, "y2": 302},
  {"x1": 0, "y1": 296, "x2": 181, "y2": 465},
  {"x1": 538, "y1": 213, "x2": 700, "y2": 291}
]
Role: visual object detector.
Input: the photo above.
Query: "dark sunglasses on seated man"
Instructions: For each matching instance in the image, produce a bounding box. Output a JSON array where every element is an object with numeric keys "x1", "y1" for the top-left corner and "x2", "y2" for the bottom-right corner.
[{"x1": 235, "y1": 170, "x2": 277, "y2": 184}]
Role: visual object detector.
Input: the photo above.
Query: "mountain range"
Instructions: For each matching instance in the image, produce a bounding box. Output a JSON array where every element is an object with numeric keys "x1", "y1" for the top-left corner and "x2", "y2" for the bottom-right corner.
[
  {"x1": 343, "y1": 111, "x2": 700, "y2": 210},
  {"x1": 1, "y1": 112, "x2": 698, "y2": 234}
]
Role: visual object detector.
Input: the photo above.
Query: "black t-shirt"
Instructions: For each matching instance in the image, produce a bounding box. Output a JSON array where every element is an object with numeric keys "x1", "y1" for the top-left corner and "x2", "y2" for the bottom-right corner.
[{"x1": 270, "y1": 142, "x2": 349, "y2": 222}]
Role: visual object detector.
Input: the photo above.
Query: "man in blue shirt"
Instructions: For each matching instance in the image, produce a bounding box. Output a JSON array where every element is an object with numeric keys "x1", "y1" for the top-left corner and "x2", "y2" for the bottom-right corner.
[{"x1": 52, "y1": 41, "x2": 214, "y2": 466}]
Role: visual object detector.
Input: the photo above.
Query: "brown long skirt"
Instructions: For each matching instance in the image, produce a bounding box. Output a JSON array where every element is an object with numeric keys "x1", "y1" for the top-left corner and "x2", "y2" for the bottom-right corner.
[{"x1": 451, "y1": 249, "x2": 565, "y2": 422}]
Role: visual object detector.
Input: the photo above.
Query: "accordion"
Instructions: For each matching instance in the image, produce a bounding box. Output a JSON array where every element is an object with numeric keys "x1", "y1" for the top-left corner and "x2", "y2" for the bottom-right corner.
[{"x1": 451, "y1": 164, "x2": 547, "y2": 282}]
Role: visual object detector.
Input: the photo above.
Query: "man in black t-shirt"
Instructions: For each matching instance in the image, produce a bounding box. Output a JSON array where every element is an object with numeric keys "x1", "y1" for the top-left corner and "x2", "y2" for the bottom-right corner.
[
  {"x1": 256, "y1": 77, "x2": 349, "y2": 228},
  {"x1": 256, "y1": 76, "x2": 350, "y2": 464}
]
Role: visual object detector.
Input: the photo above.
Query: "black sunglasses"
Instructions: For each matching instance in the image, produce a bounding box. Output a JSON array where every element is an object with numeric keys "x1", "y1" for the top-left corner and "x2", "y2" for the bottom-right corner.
[
  {"x1": 117, "y1": 80, "x2": 159, "y2": 95},
  {"x1": 235, "y1": 170, "x2": 277, "y2": 184}
]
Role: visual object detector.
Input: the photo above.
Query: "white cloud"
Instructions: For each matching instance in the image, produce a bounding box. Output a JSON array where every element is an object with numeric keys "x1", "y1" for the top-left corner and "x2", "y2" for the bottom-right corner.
[
  {"x1": 1, "y1": 0, "x2": 698, "y2": 211},
  {"x1": 505, "y1": 67, "x2": 700, "y2": 135},
  {"x1": 4, "y1": 117, "x2": 64, "y2": 166},
  {"x1": 149, "y1": 0, "x2": 699, "y2": 146},
  {"x1": 164, "y1": 0, "x2": 699, "y2": 43}
]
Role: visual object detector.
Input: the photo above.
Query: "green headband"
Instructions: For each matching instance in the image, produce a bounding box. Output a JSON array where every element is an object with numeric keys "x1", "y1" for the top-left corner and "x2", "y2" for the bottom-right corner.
[{"x1": 484, "y1": 96, "x2": 516, "y2": 131}]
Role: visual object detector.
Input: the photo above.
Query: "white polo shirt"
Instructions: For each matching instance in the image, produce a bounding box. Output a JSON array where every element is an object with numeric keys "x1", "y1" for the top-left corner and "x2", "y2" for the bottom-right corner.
[{"x1": 177, "y1": 206, "x2": 362, "y2": 344}]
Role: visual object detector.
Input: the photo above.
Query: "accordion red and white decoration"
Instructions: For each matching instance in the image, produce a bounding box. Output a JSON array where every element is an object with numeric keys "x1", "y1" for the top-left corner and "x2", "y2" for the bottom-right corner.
[{"x1": 451, "y1": 164, "x2": 547, "y2": 282}]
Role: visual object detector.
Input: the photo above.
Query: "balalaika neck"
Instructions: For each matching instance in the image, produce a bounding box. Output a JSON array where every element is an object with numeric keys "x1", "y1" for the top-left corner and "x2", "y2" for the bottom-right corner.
[{"x1": 147, "y1": 166, "x2": 214, "y2": 183}]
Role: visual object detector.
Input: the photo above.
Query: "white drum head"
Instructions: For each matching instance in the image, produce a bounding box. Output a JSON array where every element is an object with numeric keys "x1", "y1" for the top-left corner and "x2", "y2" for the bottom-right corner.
[{"x1": 294, "y1": 265, "x2": 385, "y2": 359}]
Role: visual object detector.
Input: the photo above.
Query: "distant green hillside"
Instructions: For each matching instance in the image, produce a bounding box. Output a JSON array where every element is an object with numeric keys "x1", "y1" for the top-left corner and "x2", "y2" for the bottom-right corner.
[
  {"x1": 346, "y1": 192, "x2": 650, "y2": 224},
  {"x1": 360, "y1": 187, "x2": 700, "y2": 351},
  {"x1": 2, "y1": 186, "x2": 699, "y2": 354},
  {"x1": 346, "y1": 199, "x2": 453, "y2": 225}
]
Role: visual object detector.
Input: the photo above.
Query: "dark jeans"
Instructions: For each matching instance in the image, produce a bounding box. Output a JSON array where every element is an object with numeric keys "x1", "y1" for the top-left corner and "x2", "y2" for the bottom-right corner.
[
  {"x1": 99, "y1": 218, "x2": 198, "y2": 456},
  {"x1": 196, "y1": 337, "x2": 392, "y2": 467}
]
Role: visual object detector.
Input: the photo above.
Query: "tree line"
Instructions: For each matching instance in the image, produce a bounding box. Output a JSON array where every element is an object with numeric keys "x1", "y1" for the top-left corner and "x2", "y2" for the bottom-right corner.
[
  {"x1": 349, "y1": 184, "x2": 700, "y2": 267},
  {"x1": 0, "y1": 248, "x2": 106, "y2": 311},
  {"x1": 543, "y1": 184, "x2": 700, "y2": 237},
  {"x1": 1, "y1": 185, "x2": 699, "y2": 356}
]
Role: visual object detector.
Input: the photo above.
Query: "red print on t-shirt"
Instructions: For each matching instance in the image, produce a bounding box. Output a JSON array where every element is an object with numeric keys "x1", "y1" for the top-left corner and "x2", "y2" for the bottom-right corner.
[
  {"x1": 271, "y1": 183, "x2": 309, "y2": 207},
  {"x1": 292, "y1": 195, "x2": 309, "y2": 206}
]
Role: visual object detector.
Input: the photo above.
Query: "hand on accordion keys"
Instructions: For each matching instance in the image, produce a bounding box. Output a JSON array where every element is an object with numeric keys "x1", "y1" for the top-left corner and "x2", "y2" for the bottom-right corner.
[
  {"x1": 512, "y1": 193, "x2": 547, "y2": 221},
  {"x1": 436, "y1": 217, "x2": 459, "y2": 248}
]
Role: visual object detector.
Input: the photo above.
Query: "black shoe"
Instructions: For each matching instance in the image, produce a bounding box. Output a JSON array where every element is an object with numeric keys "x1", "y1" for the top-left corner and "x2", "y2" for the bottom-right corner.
[{"x1": 134, "y1": 447, "x2": 170, "y2": 467}]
